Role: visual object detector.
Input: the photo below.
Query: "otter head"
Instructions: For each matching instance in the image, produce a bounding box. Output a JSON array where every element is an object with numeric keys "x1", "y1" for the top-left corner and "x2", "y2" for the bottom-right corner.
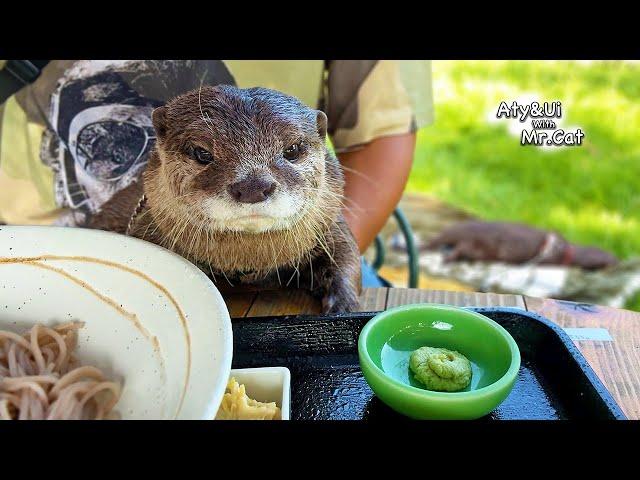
[
  {"x1": 572, "y1": 246, "x2": 619, "y2": 270},
  {"x1": 148, "y1": 84, "x2": 335, "y2": 234}
]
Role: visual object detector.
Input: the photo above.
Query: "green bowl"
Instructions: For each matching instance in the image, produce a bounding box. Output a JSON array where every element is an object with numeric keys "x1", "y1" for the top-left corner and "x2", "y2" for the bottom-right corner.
[{"x1": 358, "y1": 304, "x2": 521, "y2": 420}]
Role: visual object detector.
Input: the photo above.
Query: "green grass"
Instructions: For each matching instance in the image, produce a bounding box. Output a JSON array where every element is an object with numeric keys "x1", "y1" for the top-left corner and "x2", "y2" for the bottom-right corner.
[
  {"x1": 409, "y1": 60, "x2": 640, "y2": 260},
  {"x1": 407, "y1": 61, "x2": 640, "y2": 310},
  {"x1": 627, "y1": 292, "x2": 640, "y2": 311}
]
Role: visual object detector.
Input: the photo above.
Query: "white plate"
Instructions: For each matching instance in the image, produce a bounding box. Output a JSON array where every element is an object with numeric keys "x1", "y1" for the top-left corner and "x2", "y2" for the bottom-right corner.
[
  {"x1": 229, "y1": 367, "x2": 291, "y2": 420},
  {"x1": 0, "y1": 225, "x2": 233, "y2": 420}
]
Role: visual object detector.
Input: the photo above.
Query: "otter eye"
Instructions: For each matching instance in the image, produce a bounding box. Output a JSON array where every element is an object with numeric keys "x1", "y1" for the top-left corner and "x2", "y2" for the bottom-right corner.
[
  {"x1": 283, "y1": 143, "x2": 301, "y2": 162},
  {"x1": 192, "y1": 146, "x2": 214, "y2": 164}
]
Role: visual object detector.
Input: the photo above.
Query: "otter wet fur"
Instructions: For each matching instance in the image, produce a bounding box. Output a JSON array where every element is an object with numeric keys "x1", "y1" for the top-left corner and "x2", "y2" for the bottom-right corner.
[{"x1": 89, "y1": 85, "x2": 362, "y2": 313}]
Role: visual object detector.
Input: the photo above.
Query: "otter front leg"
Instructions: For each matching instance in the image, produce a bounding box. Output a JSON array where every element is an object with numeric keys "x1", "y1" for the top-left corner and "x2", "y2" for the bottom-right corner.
[
  {"x1": 311, "y1": 219, "x2": 362, "y2": 314},
  {"x1": 321, "y1": 274, "x2": 360, "y2": 314}
]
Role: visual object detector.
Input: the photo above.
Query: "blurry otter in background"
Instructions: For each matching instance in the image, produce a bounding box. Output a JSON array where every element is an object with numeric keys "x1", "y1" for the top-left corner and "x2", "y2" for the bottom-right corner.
[{"x1": 427, "y1": 221, "x2": 618, "y2": 270}]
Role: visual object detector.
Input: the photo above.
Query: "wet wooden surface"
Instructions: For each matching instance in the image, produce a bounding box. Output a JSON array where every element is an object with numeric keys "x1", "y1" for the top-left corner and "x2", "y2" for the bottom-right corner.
[{"x1": 224, "y1": 287, "x2": 640, "y2": 419}]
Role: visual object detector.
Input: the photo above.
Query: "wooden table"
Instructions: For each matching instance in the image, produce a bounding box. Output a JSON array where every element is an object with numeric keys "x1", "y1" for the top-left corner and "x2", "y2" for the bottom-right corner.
[{"x1": 225, "y1": 287, "x2": 640, "y2": 420}]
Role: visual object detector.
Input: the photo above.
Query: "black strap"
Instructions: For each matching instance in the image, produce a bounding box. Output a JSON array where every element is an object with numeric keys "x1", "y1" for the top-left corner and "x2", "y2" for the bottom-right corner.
[{"x1": 0, "y1": 60, "x2": 49, "y2": 104}]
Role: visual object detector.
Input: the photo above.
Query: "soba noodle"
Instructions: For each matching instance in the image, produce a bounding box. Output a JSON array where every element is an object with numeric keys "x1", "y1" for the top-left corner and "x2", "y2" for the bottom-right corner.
[{"x1": 0, "y1": 322, "x2": 122, "y2": 420}]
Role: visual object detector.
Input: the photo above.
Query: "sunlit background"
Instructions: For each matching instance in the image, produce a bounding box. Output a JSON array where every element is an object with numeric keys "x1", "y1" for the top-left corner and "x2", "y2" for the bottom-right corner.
[{"x1": 401, "y1": 60, "x2": 640, "y2": 310}]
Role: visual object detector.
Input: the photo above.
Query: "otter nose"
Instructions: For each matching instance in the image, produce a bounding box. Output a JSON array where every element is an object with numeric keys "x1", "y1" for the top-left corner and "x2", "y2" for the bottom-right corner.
[{"x1": 228, "y1": 176, "x2": 277, "y2": 204}]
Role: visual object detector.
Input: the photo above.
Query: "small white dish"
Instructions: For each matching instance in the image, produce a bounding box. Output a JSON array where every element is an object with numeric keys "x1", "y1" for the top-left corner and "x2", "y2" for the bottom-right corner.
[{"x1": 228, "y1": 367, "x2": 291, "y2": 420}]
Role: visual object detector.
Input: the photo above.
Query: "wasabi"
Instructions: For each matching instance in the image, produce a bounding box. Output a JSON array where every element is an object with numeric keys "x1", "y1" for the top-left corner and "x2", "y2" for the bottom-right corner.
[{"x1": 409, "y1": 346, "x2": 472, "y2": 392}]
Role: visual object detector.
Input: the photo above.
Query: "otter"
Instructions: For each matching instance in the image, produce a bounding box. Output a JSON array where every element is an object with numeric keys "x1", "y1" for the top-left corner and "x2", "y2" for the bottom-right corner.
[
  {"x1": 427, "y1": 221, "x2": 618, "y2": 270},
  {"x1": 89, "y1": 85, "x2": 361, "y2": 313}
]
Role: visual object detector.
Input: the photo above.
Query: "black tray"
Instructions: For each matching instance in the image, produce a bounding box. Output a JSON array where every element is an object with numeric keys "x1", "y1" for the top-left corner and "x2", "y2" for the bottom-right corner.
[{"x1": 231, "y1": 307, "x2": 626, "y2": 420}]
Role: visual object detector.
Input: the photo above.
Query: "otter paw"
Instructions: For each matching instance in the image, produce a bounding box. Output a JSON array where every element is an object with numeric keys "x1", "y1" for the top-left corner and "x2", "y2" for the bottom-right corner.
[{"x1": 321, "y1": 293, "x2": 360, "y2": 314}]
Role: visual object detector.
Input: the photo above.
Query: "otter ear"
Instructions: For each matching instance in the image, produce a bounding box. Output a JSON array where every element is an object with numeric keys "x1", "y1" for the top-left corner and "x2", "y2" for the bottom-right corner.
[
  {"x1": 152, "y1": 106, "x2": 168, "y2": 139},
  {"x1": 315, "y1": 110, "x2": 328, "y2": 139}
]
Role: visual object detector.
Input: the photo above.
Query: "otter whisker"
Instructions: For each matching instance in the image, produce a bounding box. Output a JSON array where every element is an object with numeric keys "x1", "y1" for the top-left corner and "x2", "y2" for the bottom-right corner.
[
  {"x1": 299, "y1": 186, "x2": 365, "y2": 216},
  {"x1": 266, "y1": 230, "x2": 282, "y2": 286},
  {"x1": 198, "y1": 83, "x2": 216, "y2": 138},
  {"x1": 285, "y1": 257, "x2": 301, "y2": 289},
  {"x1": 219, "y1": 268, "x2": 234, "y2": 287},
  {"x1": 308, "y1": 251, "x2": 314, "y2": 291},
  {"x1": 286, "y1": 269, "x2": 297, "y2": 287},
  {"x1": 136, "y1": 191, "x2": 199, "y2": 241},
  {"x1": 169, "y1": 215, "x2": 192, "y2": 253},
  {"x1": 208, "y1": 264, "x2": 217, "y2": 283},
  {"x1": 186, "y1": 216, "x2": 205, "y2": 260},
  {"x1": 337, "y1": 164, "x2": 381, "y2": 189}
]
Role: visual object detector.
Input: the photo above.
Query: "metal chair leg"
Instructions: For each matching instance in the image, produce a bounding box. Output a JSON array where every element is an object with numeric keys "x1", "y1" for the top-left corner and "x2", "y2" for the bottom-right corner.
[
  {"x1": 371, "y1": 235, "x2": 385, "y2": 271},
  {"x1": 393, "y1": 208, "x2": 419, "y2": 289},
  {"x1": 371, "y1": 207, "x2": 419, "y2": 289}
]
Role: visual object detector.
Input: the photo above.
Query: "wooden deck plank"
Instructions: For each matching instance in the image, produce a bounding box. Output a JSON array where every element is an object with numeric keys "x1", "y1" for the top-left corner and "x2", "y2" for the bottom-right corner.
[
  {"x1": 358, "y1": 287, "x2": 389, "y2": 312},
  {"x1": 524, "y1": 296, "x2": 640, "y2": 420},
  {"x1": 386, "y1": 288, "x2": 526, "y2": 309},
  {"x1": 224, "y1": 292, "x2": 257, "y2": 319},
  {"x1": 246, "y1": 289, "x2": 321, "y2": 317}
]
